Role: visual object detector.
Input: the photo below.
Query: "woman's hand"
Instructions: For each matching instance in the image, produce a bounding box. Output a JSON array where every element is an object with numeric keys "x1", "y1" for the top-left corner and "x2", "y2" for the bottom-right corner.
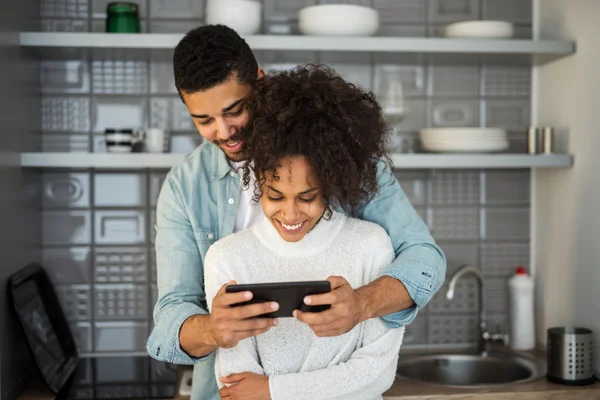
[
  {"x1": 294, "y1": 276, "x2": 368, "y2": 337},
  {"x1": 219, "y1": 372, "x2": 270, "y2": 400},
  {"x1": 209, "y1": 281, "x2": 279, "y2": 349}
]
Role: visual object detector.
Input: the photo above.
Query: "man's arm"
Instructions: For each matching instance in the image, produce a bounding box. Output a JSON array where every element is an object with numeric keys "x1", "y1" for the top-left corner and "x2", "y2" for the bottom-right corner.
[
  {"x1": 355, "y1": 275, "x2": 414, "y2": 319},
  {"x1": 357, "y1": 161, "x2": 447, "y2": 327},
  {"x1": 296, "y1": 162, "x2": 446, "y2": 335},
  {"x1": 178, "y1": 314, "x2": 219, "y2": 357},
  {"x1": 146, "y1": 175, "x2": 212, "y2": 364},
  {"x1": 146, "y1": 174, "x2": 276, "y2": 362}
]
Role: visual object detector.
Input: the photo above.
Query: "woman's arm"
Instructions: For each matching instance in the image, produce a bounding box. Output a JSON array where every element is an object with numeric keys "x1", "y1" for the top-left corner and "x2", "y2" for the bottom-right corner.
[
  {"x1": 205, "y1": 246, "x2": 266, "y2": 385},
  {"x1": 269, "y1": 228, "x2": 403, "y2": 400},
  {"x1": 269, "y1": 320, "x2": 404, "y2": 400}
]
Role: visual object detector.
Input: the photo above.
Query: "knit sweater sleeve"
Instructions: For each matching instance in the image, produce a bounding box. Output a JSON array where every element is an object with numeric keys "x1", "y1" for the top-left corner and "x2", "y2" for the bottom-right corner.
[
  {"x1": 269, "y1": 226, "x2": 403, "y2": 400},
  {"x1": 204, "y1": 243, "x2": 266, "y2": 387}
]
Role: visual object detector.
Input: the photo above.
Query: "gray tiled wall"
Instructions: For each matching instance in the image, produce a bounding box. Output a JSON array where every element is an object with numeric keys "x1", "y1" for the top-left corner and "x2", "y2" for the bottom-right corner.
[
  {"x1": 395, "y1": 169, "x2": 530, "y2": 345},
  {"x1": 39, "y1": 0, "x2": 532, "y2": 353}
]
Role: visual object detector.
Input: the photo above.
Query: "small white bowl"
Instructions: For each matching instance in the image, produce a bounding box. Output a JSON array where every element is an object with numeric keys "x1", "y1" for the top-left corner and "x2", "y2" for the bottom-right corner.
[
  {"x1": 444, "y1": 20, "x2": 514, "y2": 39},
  {"x1": 206, "y1": 0, "x2": 262, "y2": 35},
  {"x1": 298, "y1": 4, "x2": 379, "y2": 36}
]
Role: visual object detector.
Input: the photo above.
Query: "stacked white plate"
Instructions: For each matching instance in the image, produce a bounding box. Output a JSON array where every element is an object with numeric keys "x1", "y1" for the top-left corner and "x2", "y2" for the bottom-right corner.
[
  {"x1": 444, "y1": 20, "x2": 514, "y2": 39},
  {"x1": 419, "y1": 128, "x2": 509, "y2": 153}
]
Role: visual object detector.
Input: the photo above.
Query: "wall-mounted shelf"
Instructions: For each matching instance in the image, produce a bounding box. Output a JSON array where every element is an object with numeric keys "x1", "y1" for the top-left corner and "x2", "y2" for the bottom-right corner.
[
  {"x1": 390, "y1": 153, "x2": 573, "y2": 169},
  {"x1": 21, "y1": 153, "x2": 183, "y2": 169},
  {"x1": 20, "y1": 33, "x2": 575, "y2": 63},
  {"x1": 19, "y1": 153, "x2": 574, "y2": 170}
]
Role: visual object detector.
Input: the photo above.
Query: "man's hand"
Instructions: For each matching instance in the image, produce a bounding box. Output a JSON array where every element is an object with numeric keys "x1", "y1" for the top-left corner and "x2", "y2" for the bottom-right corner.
[
  {"x1": 219, "y1": 372, "x2": 270, "y2": 400},
  {"x1": 293, "y1": 276, "x2": 368, "y2": 337},
  {"x1": 208, "y1": 281, "x2": 279, "y2": 349}
]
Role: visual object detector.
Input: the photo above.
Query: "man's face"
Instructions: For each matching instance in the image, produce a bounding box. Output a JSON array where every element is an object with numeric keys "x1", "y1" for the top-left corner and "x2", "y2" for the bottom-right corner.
[{"x1": 181, "y1": 71, "x2": 263, "y2": 161}]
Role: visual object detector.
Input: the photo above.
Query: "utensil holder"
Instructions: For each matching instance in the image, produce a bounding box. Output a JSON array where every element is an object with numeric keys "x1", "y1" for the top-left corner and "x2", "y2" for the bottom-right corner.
[{"x1": 547, "y1": 327, "x2": 596, "y2": 385}]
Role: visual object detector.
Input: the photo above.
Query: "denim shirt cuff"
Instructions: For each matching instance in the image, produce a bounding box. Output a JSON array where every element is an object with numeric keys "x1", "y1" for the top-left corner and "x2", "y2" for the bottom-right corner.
[
  {"x1": 386, "y1": 259, "x2": 436, "y2": 304},
  {"x1": 378, "y1": 257, "x2": 439, "y2": 328},
  {"x1": 380, "y1": 303, "x2": 418, "y2": 329},
  {"x1": 147, "y1": 302, "x2": 211, "y2": 365}
]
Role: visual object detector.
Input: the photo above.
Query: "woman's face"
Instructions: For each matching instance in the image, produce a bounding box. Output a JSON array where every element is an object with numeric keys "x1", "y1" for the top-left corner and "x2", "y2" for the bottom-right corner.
[{"x1": 261, "y1": 156, "x2": 325, "y2": 243}]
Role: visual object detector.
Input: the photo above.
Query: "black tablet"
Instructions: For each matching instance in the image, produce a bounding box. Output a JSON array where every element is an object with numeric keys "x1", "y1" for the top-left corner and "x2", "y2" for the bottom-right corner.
[{"x1": 225, "y1": 280, "x2": 331, "y2": 318}]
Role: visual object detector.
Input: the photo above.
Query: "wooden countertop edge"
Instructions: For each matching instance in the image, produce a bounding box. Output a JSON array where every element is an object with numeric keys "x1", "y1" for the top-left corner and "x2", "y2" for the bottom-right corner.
[
  {"x1": 21, "y1": 381, "x2": 600, "y2": 400},
  {"x1": 383, "y1": 388, "x2": 600, "y2": 400},
  {"x1": 20, "y1": 365, "x2": 600, "y2": 400}
]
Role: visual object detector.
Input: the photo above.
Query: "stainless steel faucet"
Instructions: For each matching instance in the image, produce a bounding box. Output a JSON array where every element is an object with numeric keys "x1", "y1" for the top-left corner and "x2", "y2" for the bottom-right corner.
[{"x1": 446, "y1": 265, "x2": 508, "y2": 355}]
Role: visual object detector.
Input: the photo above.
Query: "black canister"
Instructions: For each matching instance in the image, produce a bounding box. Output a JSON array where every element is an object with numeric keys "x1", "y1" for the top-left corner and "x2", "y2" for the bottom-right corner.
[{"x1": 106, "y1": 2, "x2": 140, "y2": 33}]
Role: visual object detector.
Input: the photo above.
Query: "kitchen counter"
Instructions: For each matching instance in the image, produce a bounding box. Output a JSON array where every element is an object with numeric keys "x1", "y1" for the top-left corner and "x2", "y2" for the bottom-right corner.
[
  {"x1": 383, "y1": 348, "x2": 600, "y2": 400},
  {"x1": 18, "y1": 370, "x2": 191, "y2": 400},
  {"x1": 383, "y1": 375, "x2": 600, "y2": 399},
  {"x1": 19, "y1": 351, "x2": 600, "y2": 400},
  {"x1": 20, "y1": 375, "x2": 600, "y2": 400},
  {"x1": 18, "y1": 366, "x2": 190, "y2": 400}
]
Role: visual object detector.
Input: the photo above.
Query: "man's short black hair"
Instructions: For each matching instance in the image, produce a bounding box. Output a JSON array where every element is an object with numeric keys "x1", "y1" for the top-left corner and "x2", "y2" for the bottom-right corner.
[{"x1": 173, "y1": 24, "x2": 259, "y2": 96}]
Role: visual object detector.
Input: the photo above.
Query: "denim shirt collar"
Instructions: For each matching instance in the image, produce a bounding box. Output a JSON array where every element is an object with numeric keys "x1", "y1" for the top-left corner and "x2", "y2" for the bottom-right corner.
[{"x1": 210, "y1": 142, "x2": 234, "y2": 181}]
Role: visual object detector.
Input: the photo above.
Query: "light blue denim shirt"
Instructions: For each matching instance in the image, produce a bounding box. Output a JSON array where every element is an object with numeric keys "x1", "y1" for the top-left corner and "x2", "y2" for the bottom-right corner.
[{"x1": 147, "y1": 142, "x2": 446, "y2": 400}]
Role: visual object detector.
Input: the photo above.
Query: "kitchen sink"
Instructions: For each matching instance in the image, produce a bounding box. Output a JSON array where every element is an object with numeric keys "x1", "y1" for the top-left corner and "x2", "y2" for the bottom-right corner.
[
  {"x1": 396, "y1": 266, "x2": 547, "y2": 388},
  {"x1": 396, "y1": 350, "x2": 546, "y2": 388}
]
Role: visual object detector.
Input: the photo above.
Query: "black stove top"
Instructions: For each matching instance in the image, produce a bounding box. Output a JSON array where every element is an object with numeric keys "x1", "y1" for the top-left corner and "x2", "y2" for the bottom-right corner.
[
  {"x1": 57, "y1": 356, "x2": 179, "y2": 400},
  {"x1": 10, "y1": 264, "x2": 179, "y2": 400}
]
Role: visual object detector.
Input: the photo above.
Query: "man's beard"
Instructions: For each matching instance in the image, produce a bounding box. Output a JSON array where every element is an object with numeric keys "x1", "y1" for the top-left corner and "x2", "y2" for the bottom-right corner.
[{"x1": 213, "y1": 124, "x2": 251, "y2": 161}]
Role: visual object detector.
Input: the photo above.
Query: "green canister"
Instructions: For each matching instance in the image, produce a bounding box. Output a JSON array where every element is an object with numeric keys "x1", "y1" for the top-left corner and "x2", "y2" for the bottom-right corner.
[{"x1": 106, "y1": 2, "x2": 140, "y2": 33}]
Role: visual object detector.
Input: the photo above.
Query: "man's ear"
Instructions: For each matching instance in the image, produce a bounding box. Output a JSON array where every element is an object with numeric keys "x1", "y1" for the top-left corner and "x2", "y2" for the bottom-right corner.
[{"x1": 257, "y1": 67, "x2": 265, "y2": 79}]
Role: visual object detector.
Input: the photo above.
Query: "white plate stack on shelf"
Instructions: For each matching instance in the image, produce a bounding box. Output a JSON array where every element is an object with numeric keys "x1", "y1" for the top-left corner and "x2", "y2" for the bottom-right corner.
[
  {"x1": 419, "y1": 128, "x2": 509, "y2": 153},
  {"x1": 444, "y1": 21, "x2": 514, "y2": 39}
]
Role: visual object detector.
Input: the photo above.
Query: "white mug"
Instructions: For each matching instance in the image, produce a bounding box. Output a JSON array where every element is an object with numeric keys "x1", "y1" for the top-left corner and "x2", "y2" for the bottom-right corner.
[{"x1": 145, "y1": 128, "x2": 169, "y2": 153}]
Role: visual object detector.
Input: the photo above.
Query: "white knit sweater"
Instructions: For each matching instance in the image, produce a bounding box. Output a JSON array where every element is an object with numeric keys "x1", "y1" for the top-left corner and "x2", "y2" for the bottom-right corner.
[{"x1": 204, "y1": 212, "x2": 404, "y2": 400}]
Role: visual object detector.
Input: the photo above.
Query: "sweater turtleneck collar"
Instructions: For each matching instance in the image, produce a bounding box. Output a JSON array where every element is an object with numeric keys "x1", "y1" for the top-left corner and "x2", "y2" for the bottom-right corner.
[{"x1": 253, "y1": 211, "x2": 347, "y2": 258}]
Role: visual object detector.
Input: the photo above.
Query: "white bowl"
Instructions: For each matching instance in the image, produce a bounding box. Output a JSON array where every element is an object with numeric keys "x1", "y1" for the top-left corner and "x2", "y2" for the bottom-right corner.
[
  {"x1": 206, "y1": 0, "x2": 262, "y2": 35},
  {"x1": 107, "y1": 145, "x2": 133, "y2": 153},
  {"x1": 444, "y1": 20, "x2": 513, "y2": 39},
  {"x1": 298, "y1": 4, "x2": 379, "y2": 36}
]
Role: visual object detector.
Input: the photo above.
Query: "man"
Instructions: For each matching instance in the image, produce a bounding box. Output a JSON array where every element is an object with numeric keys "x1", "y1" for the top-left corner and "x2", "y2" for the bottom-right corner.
[{"x1": 146, "y1": 25, "x2": 446, "y2": 400}]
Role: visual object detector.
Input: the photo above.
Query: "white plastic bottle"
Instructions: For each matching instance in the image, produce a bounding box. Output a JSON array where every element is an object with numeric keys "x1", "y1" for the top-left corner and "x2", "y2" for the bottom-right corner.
[{"x1": 508, "y1": 266, "x2": 535, "y2": 350}]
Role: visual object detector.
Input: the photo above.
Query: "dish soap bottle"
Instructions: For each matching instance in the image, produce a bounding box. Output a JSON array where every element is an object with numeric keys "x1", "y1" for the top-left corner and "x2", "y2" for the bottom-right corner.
[{"x1": 508, "y1": 266, "x2": 535, "y2": 350}]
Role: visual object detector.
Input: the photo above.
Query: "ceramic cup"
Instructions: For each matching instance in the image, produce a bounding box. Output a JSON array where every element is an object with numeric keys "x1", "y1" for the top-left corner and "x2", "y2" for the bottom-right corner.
[{"x1": 144, "y1": 128, "x2": 170, "y2": 153}]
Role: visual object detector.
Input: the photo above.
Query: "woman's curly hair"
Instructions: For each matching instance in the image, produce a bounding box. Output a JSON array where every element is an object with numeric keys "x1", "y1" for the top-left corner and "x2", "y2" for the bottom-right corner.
[{"x1": 241, "y1": 64, "x2": 391, "y2": 217}]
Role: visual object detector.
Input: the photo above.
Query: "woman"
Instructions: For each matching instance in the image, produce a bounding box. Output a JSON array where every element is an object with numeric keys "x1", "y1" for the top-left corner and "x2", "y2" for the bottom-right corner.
[{"x1": 204, "y1": 65, "x2": 404, "y2": 400}]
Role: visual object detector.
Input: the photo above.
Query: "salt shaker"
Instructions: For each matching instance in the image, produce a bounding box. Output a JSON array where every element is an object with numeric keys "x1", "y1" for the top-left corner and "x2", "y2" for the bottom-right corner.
[
  {"x1": 527, "y1": 127, "x2": 540, "y2": 154},
  {"x1": 542, "y1": 127, "x2": 554, "y2": 154}
]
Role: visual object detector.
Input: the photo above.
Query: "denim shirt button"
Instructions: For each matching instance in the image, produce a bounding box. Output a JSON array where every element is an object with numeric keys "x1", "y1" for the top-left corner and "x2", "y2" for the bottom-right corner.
[
  {"x1": 207, "y1": 233, "x2": 214, "y2": 240},
  {"x1": 228, "y1": 198, "x2": 235, "y2": 205}
]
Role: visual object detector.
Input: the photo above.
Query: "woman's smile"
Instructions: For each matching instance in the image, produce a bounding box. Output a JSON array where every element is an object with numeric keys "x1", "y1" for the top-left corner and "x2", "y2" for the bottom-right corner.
[{"x1": 261, "y1": 156, "x2": 325, "y2": 243}]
